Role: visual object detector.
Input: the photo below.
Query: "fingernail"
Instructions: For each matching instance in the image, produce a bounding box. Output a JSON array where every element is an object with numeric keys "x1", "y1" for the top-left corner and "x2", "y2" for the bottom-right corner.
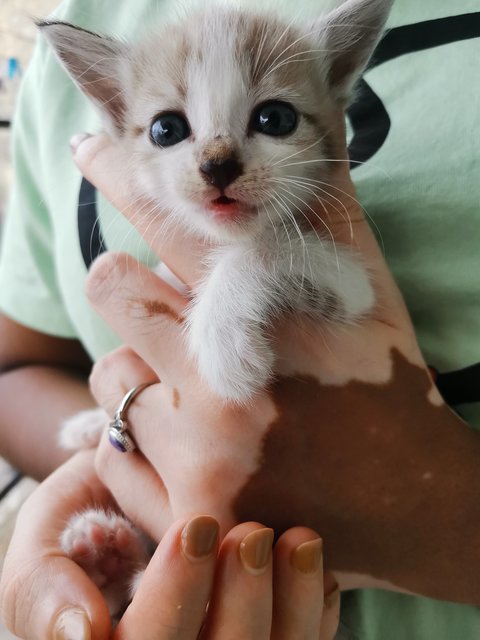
[
  {"x1": 239, "y1": 528, "x2": 274, "y2": 575},
  {"x1": 53, "y1": 607, "x2": 91, "y2": 640},
  {"x1": 182, "y1": 515, "x2": 219, "y2": 561},
  {"x1": 69, "y1": 132, "x2": 92, "y2": 155},
  {"x1": 292, "y1": 538, "x2": 323, "y2": 575}
]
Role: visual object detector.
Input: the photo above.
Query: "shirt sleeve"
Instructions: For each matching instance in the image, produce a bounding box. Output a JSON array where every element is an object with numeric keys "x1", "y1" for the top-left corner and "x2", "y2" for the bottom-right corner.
[{"x1": 0, "y1": 41, "x2": 77, "y2": 338}]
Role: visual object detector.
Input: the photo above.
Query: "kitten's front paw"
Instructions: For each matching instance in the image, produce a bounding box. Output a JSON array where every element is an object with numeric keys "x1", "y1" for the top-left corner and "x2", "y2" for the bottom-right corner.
[
  {"x1": 61, "y1": 510, "x2": 148, "y2": 615},
  {"x1": 188, "y1": 318, "x2": 274, "y2": 402},
  {"x1": 59, "y1": 407, "x2": 109, "y2": 451}
]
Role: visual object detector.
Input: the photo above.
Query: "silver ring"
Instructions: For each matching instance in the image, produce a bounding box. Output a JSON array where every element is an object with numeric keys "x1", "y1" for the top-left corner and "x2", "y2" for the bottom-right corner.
[{"x1": 108, "y1": 383, "x2": 155, "y2": 453}]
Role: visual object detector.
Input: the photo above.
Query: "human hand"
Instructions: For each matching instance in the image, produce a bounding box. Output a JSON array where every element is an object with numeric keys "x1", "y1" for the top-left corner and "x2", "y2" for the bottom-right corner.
[
  {"x1": 0, "y1": 451, "x2": 112, "y2": 639},
  {"x1": 116, "y1": 521, "x2": 340, "y2": 640},
  {"x1": 0, "y1": 450, "x2": 339, "y2": 639},
  {"x1": 72, "y1": 130, "x2": 479, "y2": 604}
]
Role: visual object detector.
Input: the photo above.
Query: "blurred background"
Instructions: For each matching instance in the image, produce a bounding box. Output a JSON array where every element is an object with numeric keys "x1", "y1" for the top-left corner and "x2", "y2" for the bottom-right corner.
[
  {"x1": 0, "y1": 0, "x2": 57, "y2": 219},
  {"x1": 0, "y1": 2, "x2": 57, "y2": 637}
]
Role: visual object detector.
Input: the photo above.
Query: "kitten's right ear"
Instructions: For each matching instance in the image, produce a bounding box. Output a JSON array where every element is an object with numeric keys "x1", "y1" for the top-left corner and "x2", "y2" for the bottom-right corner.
[
  {"x1": 37, "y1": 21, "x2": 127, "y2": 135},
  {"x1": 311, "y1": 0, "x2": 393, "y2": 104}
]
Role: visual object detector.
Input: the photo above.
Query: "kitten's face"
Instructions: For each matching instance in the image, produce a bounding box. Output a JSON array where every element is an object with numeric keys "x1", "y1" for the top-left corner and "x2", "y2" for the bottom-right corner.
[
  {"x1": 121, "y1": 11, "x2": 337, "y2": 242},
  {"x1": 40, "y1": 0, "x2": 392, "y2": 242}
]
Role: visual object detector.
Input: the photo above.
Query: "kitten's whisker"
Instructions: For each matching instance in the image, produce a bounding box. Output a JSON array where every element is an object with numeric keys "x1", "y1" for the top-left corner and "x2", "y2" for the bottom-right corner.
[
  {"x1": 274, "y1": 187, "x2": 326, "y2": 283},
  {"x1": 251, "y1": 20, "x2": 271, "y2": 84},
  {"x1": 268, "y1": 194, "x2": 295, "y2": 274},
  {"x1": 257, "y1": 189, "x2": 281, "y2": 250},
  {"x1": 274, "y1": 182, "x2": 340, "y2": 276},
  {"x1": 277, "y1": 176, "x2": 354, "y2": 240},
  {"x1": 257, "y1": 16, "x2": 299, "y2": 79},
  {"x1": 263, "y1": 204, "x2": 281, "y2": 252},
  {"x1": 272, "y1": 178, "x2": 328, "y2": 243},
  {"x1": 140, "y1": 203, "x2": 179, "y2": 265},
  {"x1": 74, "y1": 56, "x2": 119, "y2": 84},
  {"x1": 291, "y1": 174, "x2": 385, "y2": 254},
  {"x1": 271, "y1": 134, "x2": 327, "y2": 167},
  {"x1": 278, "y1": 157, "x2": 392, "y2": 177},
  {"x1": 262, "y1": 24, "x2": 330, "y2": 78},
  {"x1": 146, "y1": 216, "x2": 177, "y2": 270},
  {"x1": 264, "y1": 49, "x2": 333, "y2": 79},
  {"x1": 270, "y1": 191, "x2": 310, "y2": 287},
  {"x1": 99, "y1": 89, "x2": 125, "y2": 108}
]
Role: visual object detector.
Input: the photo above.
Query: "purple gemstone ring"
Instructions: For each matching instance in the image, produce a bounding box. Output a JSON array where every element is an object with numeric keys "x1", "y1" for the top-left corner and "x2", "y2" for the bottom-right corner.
[
  {"x1": 108, "y1": 382, "x2": 156, "y2": 453},
  {"x1": 108, "y1": 427, "x2": 136, "y2": 453}
]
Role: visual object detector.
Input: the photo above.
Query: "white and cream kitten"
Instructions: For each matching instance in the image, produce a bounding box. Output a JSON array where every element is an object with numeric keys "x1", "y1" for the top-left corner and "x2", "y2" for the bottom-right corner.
[
  {"x1": 41, "y1": 0, "x2": 392, "y2": 615},
  {"x1": 41, "y1": 0, "x2": 392, "y2": 404}
]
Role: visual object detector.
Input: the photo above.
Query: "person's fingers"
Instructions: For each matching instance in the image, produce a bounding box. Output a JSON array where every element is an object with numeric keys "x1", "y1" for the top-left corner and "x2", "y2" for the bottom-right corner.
[
  {"x1": 90, "y1": 346, "x2": 172, "y2": 540},
  {"x1": 90, "y1": 345, "x2": 178, "y2": 457},
  {"x1": 95, "y1": 427, "x2": 172, "y2": 542},
  {"x1": 319, "y1": 584, "x2": 341, "y2": 640},
  {"x1": 89, "y1": 345, "x2": 159, "y2": 414},
  {"x1": 86, "y1": 252, "x2": 196, "y2": 385},
  {"x1": 0, "y1": 452, "x2": 112, "y2": 640},
  {"x1": 202, "y1": 522, "x2": 274, "y2": 639},
  {"x1": 70, "y1": 132, "x2": 204, "y2": 286},
  {"x1": 114, "y1": 515, "x2": 219, "y2": 640},
  {"x1": 270, "y1": 528, "x2": 325, "y2": 640},
  {"x1": 90, "y1": 345, "x2": 174, "y2": 540}
]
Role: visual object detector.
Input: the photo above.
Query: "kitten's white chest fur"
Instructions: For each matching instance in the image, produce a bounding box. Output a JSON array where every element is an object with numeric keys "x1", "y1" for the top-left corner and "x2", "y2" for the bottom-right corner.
[{"x1": 187, "y1": 227, "x2": 373, "y2": 401}]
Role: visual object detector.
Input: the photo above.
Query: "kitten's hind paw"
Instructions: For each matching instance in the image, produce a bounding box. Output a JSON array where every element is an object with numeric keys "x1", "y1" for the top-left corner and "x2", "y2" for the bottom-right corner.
[
  {"x1": 61, "y1": 509, "x2": 148, "y2": 615},
  {"x1": 58, "y1": 407, "x2": 109, "y2": 451}
]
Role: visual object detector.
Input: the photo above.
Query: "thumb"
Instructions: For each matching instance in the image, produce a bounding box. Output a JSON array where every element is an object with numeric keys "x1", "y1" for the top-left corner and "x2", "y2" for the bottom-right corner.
[
  {"x1": 70, "y1": 132, "x2": 204, "y2": 286},
  {"x1": 1, "y1": 556, "x2": 111, "y2": 640},
  {"x1": 0, "y1": 452, "x2": 112, "y2": 640}
]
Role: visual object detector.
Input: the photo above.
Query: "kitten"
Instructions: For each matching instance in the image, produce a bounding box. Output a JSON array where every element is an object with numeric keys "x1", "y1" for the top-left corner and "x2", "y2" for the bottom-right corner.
[{"x1": 40, "y1": 0, "x2": 392, "y2": 616}]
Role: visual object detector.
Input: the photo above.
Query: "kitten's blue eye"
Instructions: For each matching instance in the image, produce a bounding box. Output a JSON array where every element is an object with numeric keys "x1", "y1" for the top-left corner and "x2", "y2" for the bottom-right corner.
[
  {"x1": 250, "y1": 101, "x2": 297, "y2": 137},
  {"x1": 150, "y1": 112, "x2": 190, "y2": 147}
]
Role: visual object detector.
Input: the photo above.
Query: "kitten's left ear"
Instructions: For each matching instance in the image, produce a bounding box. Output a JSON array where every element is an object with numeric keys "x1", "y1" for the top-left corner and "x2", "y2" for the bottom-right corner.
[
  {"x1": 38, "y1": 21, "x2": 127, "y2": 135},
  {"x1": 311, "y1": 0, "x2": 393, "y2": 104}
]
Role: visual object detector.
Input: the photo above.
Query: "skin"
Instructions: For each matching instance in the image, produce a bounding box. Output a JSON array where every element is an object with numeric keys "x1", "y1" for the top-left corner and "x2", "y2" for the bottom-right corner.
[
  {"x1": 74, "y1": 128, "x2": 480, "y2": 602},
  {"x1": 0, "y1": 451, "x2": 339, "y2": 639},
  {"x1": 1, "y1": 116, "x2": 479, "y2": 634},
  {"x1": 0, "y1": 315, "x2": 94, "y2": 478}
]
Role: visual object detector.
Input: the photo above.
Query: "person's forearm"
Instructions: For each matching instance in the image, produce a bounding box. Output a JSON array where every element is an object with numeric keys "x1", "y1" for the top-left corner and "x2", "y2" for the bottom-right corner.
[{"x1": 0, "y1": 365, "x2": 95, "y2": 479}]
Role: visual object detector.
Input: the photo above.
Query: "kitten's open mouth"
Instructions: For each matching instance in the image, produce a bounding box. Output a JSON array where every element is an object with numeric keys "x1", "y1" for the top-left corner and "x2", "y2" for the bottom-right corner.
[
  {"x1": 213, "y1": 195, "x2": 237, "y2": 206},
  {"x1": 207, "y1": 195, "x2": 255, "y2": 222}
]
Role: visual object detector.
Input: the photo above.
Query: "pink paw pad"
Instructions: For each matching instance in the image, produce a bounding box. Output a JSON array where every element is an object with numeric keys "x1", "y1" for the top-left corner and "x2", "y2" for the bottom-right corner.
[{"x1": 61, "y1": 510, "x2": 147, "y2": 588}]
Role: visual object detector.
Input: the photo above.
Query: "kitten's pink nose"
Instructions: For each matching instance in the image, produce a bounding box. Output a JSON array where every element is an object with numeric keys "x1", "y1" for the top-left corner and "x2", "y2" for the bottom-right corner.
[{"x1": 200, "y1": 158, "x2": 243, "y2": 191}]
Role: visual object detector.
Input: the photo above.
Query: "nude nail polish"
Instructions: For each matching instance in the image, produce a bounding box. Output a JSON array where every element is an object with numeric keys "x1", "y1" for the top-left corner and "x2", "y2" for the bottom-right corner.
[
  {"x1": 239, "y1": 528, "x2": 274, "y2": 575},
  {"x1": 292, "y1": 538, "x2": 323, "y2": 575},
  {"x1": 53, "y1": 607, "x2": 91, "y2": 640},
  {"x1": 182, "y1": 515, "x2": 219, "y2": 561}
]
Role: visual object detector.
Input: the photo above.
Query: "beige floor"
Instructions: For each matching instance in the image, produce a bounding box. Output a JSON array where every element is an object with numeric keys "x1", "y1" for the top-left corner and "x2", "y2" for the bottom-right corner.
[{"x1": 0, "y1": 3, "x2": 58, "y2": 637}]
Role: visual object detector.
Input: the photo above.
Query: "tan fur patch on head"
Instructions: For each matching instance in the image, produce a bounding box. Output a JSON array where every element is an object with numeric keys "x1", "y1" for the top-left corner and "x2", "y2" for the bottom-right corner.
[
  {"x1": 200, "y1": 137, "x2": 238, "y2": 164},
  {"x1": 234, "y1": 11, "x2": 322, "y2": 105}
]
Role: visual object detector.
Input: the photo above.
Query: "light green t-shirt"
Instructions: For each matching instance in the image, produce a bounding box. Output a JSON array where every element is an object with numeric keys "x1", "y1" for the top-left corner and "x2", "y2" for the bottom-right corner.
[{"x1": 0, "y1": 1, "x2": 479, "y2": 638}]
